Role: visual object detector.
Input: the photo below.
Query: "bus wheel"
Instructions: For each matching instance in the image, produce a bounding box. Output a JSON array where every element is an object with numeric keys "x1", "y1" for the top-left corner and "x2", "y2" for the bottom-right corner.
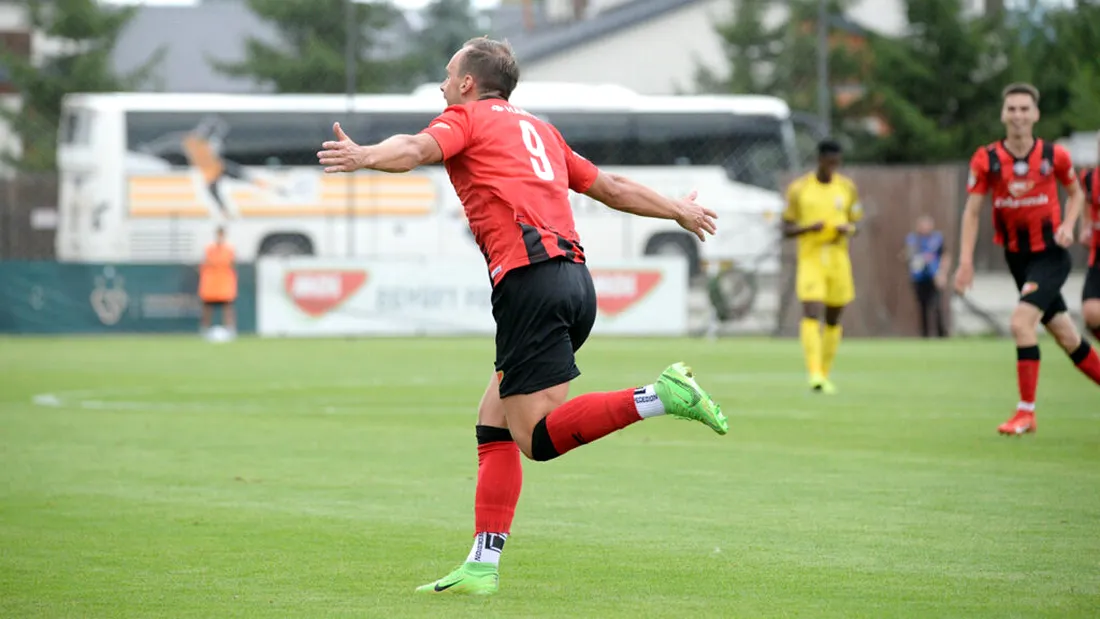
[
  {"x1": 258, "y1": 234, "x2": 313, "y2": 257},
  {"x1": 644, "y1": 233, "x2": 700, "y2": 278}
]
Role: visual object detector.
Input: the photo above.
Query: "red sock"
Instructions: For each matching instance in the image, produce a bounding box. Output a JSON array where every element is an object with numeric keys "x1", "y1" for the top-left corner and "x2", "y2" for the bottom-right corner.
[
  {"x1": 474, "y1": 426, "x2": 522, "y2": 534},
  {"x1": 534, "y1": 389, "x2": 640, "y2": 460},
  {"x1": 1017, "y1": 346, "x2": 1040, "y2": 405},
  {"x1": 1070, "y1": 340, "x2": 1100, "y2": 387}
]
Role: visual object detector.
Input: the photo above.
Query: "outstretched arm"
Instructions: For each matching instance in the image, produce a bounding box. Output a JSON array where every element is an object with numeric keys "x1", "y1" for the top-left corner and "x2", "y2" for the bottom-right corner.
[
  {"x1": 583, "y1": 171, "x2": 717, "y2": 241},
  {"x1": 318, "y1": 122, "x2": 442, "y2": 174}
]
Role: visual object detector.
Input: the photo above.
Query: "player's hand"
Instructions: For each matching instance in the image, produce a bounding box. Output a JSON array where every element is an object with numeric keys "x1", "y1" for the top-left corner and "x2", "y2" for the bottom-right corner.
[
  {"x1": 674, "y1": 190, "x2": 718, "y2": 242},
  {"x1": 1055, "y1": 223, "x2": 1075, "y2": 248},
  {"x1": 953, "y1": 262, "x2": 974, "y2": 295},
  {"x1": 934, "y1": 272, "x2": 948, "y2": 290},
  {"x1": 803, "y1": 221, "x2": 826, "y2": 234},
  {"x1": 318, "y1": 122, "x2": 366, "y2": 173},
  {"x1": 835, "y1": 223, "x2": 854, "y2": 236}
]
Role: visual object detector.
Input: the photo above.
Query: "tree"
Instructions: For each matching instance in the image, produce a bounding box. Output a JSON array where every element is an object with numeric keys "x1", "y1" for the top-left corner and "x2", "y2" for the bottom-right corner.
[
  {"x1": 697, "y1": 0, "x2": 870, "y2": 159},
  {"x1": 408, "y1": 0, "x2": 481, "y2": 84},
  {"x1": 0, "y1": 0, "x2": 162, "y2": 171},
  {"x1": 211, "y1": 0, "x2": 414, "y2": 95},
  {"x1": 852, "y1": 0, "x2": 1012, "y2": 163}
]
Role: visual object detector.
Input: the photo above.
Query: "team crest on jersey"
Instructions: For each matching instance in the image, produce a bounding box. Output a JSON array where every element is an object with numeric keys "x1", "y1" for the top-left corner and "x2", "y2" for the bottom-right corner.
[
  {"x1": 1012, "y1": 160, "x2": 1030, "y2": 176},
  {"x1": 835, "y1": 196, "x2": 844, "y2": 210},
  {"x1": 1039, "y1": 159, "x2": 1052, "y2": 176},
  {"x1": 1007, "y1": 180, "x2": 1035, "y2": 197}
]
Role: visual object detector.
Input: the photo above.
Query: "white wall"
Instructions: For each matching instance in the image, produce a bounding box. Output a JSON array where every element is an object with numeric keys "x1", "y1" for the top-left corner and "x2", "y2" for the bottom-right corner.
[{"x1": 524, "y1": 0, "x2": 912, "y2": 95}]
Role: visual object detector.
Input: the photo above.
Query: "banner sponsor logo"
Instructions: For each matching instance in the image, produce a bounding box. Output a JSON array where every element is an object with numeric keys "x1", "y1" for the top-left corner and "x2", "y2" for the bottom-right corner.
[
  {"x1": 591, "y1": 270, "x2": 662, "y2": 317},
  {"x1": 284, "y1": 270, "x2": 367, "y2": 317}
]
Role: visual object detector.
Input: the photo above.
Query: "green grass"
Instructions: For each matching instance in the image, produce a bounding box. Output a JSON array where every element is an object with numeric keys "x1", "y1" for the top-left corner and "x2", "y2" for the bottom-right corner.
[{"x1": 1, "y1": 335, "x2": 1098, "y2": 618}]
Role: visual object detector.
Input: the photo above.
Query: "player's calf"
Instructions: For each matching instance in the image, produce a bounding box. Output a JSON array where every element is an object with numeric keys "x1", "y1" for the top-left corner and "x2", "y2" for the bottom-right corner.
[
  {"x1": 1044, "y1": 313, "x2": 1100, "y2": 387},
  {"x1": 1083, "y1": 299, "x2": 1100, "y2": 342}
]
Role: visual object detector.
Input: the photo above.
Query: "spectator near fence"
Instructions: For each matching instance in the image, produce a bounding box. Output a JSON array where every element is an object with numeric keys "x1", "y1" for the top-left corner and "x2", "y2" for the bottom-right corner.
[
  {"x1": 902, "y1": 215, "x2": 950, "y2": 338},
  {"x1": 198, "y1": 226, "x2": 237, "y2": 338}
]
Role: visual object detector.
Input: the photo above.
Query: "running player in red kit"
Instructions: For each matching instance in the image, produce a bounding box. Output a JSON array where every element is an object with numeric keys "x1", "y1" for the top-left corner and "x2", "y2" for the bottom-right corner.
[
  {"x1": 1079, "y1": 130, "x2": 1100, "y2": 343},
  {"x1": 317, "y1": 37, "x2": 728, "y2": 595},
  {"x1": 955, "y1": 83, "x2": 1100, "y2": 436}
]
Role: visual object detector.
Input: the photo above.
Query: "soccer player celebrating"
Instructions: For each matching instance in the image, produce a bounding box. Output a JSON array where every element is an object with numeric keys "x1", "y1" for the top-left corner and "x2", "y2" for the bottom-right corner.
[
  {"x1": 317, "y1": 37, "x2": 728, "y2": 595},
  {"x1": 1080, "y1": 130, "x2": 1100, "y2": 342},
  {"x1": 955, "y1": 83, "x2": 1100, "y2": 436},
  {"x1": 781, "y1": 139, "x2": 862, "y2": 394}
]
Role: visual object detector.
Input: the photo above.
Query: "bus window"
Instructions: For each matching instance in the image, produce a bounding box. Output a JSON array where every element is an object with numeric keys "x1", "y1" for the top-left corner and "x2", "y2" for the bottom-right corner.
[
  {"x1": 535, "y1": 112, "x2": 633, "y2": 166},
  {"x1": 633, "y1": 112, "x2": 790, "y2": 189},
  {"x1": 126, "y1": 112, "x2": 351, "y2": 168}
]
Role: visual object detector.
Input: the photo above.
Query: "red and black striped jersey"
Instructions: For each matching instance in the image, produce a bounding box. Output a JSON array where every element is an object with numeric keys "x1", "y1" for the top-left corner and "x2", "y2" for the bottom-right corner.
[
  {"x1": 967, "y1": 139, "x2": 1076, "y2": 254},
  {"x1": 1081, "y1": 167, "x2": 1100, "y2": 267},
  {"x1": 421, "y1": 99, "x2": 597, "y2": 286}
]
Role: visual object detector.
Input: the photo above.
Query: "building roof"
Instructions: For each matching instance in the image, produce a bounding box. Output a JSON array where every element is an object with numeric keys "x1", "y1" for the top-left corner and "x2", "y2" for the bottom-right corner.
[{"x1": 109, "y1": 0, "x2": 417, "y2": 94}]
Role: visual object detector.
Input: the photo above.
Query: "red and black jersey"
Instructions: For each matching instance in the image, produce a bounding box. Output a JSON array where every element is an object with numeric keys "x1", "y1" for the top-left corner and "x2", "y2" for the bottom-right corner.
[
  {"x1": 967, "y1": 139, "x2": 1076, "y2": 254},
  {"x1": 420, "y1": 99, "x2": 598, "y2": 287},
  {"x1": 1082, "y1": 167, "x2": 1100, "y2": 267}
]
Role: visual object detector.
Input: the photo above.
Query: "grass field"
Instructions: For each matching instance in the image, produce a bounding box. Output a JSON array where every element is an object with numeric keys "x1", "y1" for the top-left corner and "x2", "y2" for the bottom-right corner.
[{"x1": 1, "y1": 334, "x2": 1098, "y2": 618}]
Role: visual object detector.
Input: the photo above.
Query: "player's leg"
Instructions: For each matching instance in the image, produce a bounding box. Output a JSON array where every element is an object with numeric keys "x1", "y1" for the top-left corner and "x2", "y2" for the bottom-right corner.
[
  {"x1": 1035, "y1": 248, "x2": 1100, "y2": 387},
  {"x1": 795, "y1": 260, "x2": 827, "y2": 390},
  {"x1": 416, "y1": 374, "x2": 519, "y2": 595},
  {"x1": 1083, "y1": 266, "x2": 1100, "y2": 343},
  {"x1": 503, "y1": 260, "x2": 726, "y2": 462},
  {"x1": 200, "y1": 302, "x2": 213, "y2": 332},
  {"x1": 819, "y1": 257, "x2": 855, "y2": 394},
  {"x1": 1000, "y1": 248, "x2": 1078, "y2": 435},
  {"x1": 914, "y1": 279, "x2": 933, "y2": 338},
  {"x1": 223, "y1": 302, "x2": 236, "y2": 332}
]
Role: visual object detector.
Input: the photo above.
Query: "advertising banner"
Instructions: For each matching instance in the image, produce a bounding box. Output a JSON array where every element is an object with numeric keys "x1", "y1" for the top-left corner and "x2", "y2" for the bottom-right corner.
[
  {"x1": 0, "y1": 261, "x2": 257, "y2": 334},
  {"x1": 257, "y1": 257, "x2": 687, "y2": 337}
]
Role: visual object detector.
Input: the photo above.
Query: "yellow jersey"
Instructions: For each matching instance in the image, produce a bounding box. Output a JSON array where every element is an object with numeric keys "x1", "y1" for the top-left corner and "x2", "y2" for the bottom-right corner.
[{"x1": 782, "y1": 171, "x2": 862, "y2": 261}]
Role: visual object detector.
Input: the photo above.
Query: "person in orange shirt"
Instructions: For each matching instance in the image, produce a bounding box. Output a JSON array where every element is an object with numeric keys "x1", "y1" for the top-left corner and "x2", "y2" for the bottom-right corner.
[{"x1": 198, "y1": 226, "x2": 237, "y2": 336}]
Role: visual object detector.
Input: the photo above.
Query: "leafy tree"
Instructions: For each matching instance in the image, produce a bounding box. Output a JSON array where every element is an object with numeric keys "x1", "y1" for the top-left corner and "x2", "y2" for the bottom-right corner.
[
  {"x1": 852, "y1": 0, "x2": 1012, "y2": 162},
  {"x1": 212, "y1": 0, "x2": 414, "y2": 94},
  {"x1": 0, "y1": 0, "x2": 162, "y2": 171},
  {"x1": 408, "y1": 0, "x2": 481, "y2": 84}
]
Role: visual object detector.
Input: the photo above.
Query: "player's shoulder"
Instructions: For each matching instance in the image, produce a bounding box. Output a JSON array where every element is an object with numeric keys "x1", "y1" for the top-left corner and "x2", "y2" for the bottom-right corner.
[
  {"x1": 788, "y1": 171, "x2": 814, "y2": 190},
  {"x1": 970, "y1": 141, "x2": 1000, "y2": 162},
  {"x1": 1048, "y1": 140, "x2": 1072, "y2": 161}
]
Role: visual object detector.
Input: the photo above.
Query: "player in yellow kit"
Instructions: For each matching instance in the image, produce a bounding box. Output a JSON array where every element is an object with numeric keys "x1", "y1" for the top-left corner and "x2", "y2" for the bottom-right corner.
[{"x1": 782, "y1": 139, "x2": 862, "y2": 394}]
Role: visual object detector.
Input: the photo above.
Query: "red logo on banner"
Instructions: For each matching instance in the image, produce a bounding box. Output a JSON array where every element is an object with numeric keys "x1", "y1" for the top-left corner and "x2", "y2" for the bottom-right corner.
[
  {"x1": 284, "y1": 270, "x2": 367, "y2": 317},
  {"x1": 590, "y1": 270, "x2": 662, "y2": 317}
]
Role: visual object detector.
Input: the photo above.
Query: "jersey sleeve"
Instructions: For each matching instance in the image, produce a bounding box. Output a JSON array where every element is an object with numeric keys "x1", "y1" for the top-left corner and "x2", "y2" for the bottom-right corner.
[
  {"x1": 967, "y1": 147, "x2": 990, "y2": 195},
  {"x1": 1053, "y1": 145, "x2": 1075, "y2": 186},
  {"x1": 782, "y1": 178, "x2": 802, "y2": 222},
  {"x1": 419, "y1": 104, "x2": 472, "y2": 160},
  {"x1": 564, "y1": 146, "x2": 599, "y2": 193},
  {"x1": 550, "y1": 127, "x2": 598, "y2": 193}
]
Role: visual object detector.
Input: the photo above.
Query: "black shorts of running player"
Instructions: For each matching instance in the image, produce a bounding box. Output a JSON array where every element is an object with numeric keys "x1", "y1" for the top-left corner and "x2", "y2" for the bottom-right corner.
[
  {"x1": 1084, "y1": 264, "x2": 1100, "y2": 302},
  {"x1": 491, "y1": 256, "x2": 598, "y2": 398},
  {"x1": 204, "y1": 300, "x2": 230, "y2": 309},
  {"x1": 1004, "y1": 247, "x2": 1071, "y2": 324}
]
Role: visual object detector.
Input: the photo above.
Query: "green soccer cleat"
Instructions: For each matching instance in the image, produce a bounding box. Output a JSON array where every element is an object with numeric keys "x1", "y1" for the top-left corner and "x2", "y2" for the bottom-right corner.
[
  {"x1": 655, "y1": 362, "x2": 728, "y2": 435},
  {"x1": 809, "y1": 375, "x2": 837, "y2": 395},
  {"x1": 414, "y1": 562, "x2": 499, "y2": 595}
]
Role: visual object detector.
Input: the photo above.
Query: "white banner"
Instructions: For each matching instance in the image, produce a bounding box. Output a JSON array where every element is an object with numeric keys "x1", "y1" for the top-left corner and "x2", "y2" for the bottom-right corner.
[{"x1": 257, "y1": 256, "x2": 687, "y2": 337}]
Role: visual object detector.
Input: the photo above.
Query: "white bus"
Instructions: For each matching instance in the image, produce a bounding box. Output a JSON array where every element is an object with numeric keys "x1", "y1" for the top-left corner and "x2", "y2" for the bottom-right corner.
[{"x1": 56, "y1": 82, "x2": 798, "y2": 277}]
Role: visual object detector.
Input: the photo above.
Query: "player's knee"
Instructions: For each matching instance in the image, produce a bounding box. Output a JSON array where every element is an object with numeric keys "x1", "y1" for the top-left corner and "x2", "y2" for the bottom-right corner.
[{"x1": 1009, "y1": 307, "x2": 1039, "y2": 340}]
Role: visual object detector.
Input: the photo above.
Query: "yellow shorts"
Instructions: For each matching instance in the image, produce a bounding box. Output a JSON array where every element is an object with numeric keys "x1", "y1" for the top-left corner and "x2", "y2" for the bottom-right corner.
[{"x1": 796, "y1": 252, "x2": 854, "y2": 307}]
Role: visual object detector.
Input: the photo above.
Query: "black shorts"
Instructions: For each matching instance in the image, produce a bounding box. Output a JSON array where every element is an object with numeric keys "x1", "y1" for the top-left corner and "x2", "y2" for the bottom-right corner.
[
  {"x1": 1004, "y1": 247, "x2": 1070, "y2": 323},
  {"x1": 204, "y1": 301, "x2": 230, "y2": 309},
  {"x1": 491, "y1": 258, "x2": 598, "y2": 398},
  {"x1": 1084, "y1": 265, "x2": 1100, "y2": 302}
]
